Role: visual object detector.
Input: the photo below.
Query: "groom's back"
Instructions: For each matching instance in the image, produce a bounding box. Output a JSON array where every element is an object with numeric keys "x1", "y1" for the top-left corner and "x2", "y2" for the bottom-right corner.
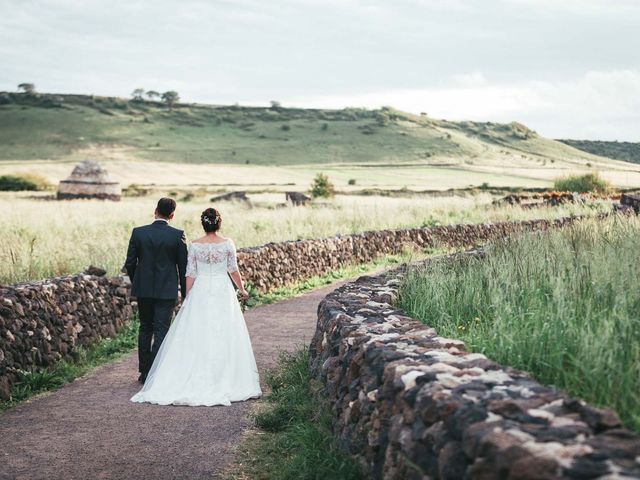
[{"x1": 125, "y1": 221, "x2": 188, "y2": 300}]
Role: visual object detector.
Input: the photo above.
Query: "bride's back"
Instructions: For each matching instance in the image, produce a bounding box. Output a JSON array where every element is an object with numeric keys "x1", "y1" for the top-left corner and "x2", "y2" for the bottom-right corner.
[{"x1": 187, "y1": 238, "x2": 238, "y2": 278}]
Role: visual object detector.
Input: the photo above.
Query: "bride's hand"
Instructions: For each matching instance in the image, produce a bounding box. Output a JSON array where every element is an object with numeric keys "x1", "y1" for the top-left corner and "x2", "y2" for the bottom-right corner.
[{"x1": 239, "y1": 288, "x2": 249, "y2": 300}]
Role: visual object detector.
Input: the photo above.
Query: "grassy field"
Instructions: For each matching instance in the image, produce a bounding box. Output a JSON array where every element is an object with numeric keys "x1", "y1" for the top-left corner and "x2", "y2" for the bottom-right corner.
[
  {"x1": 2, "y1": 92, "x2": 640, "y2": 191},
  {"x1": 0, "y1": 192, "x2": 611, "y2": 285},
  {"x1": 399, "y1": 215, "x2": 640, "y2": 430},
  {"x1": 230, "y1": 348, "x2": 363, "y2": 480}
]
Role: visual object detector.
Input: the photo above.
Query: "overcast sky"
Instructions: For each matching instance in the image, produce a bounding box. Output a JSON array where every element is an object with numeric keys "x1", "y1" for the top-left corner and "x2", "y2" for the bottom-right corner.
[{"x1": 1, "y1": 0, "x2": 639, "y2": 140}]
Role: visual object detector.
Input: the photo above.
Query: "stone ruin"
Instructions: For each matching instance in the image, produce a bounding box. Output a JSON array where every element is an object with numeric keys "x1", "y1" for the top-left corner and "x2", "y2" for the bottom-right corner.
[
  {"x1": 210, "y1": 191, "x2": 250, "y2": 204},
  {"x1": 57, "y1": 160, "x2": 121, "y2": 201},
  {"x1": 620, "y1": 192, "x2": 640, "y2": 214},
  {"x1": 285, "y1": 191, "x2": 311, "y2": 206}
]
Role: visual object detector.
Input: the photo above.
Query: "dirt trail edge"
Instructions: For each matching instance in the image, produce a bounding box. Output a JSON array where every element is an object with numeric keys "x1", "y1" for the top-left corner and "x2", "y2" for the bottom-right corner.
[{"x1": 0, "y1": 281, "x2": 350, "y2": 480}]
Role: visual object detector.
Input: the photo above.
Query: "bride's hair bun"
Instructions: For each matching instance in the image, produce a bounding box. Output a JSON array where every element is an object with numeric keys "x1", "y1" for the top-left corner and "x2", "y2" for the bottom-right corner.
[{"x1": 201, "y1": 208, "x2": 222, "y2": 233}]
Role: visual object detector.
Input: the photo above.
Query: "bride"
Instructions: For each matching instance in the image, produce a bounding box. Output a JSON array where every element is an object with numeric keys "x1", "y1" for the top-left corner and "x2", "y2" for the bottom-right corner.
[{"x1": 131, "y1": 208, "x2": 262, "y2": 406}]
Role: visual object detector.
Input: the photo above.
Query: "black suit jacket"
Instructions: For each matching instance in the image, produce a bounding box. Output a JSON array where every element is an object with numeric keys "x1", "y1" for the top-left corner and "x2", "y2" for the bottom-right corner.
[{"x1": 124, "y1": 220, "x2": 188, "y2": 300}]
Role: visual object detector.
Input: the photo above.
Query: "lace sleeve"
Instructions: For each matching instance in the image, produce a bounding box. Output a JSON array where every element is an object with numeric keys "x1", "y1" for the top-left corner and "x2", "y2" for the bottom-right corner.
[
  {"x1": 227, "y1": 239, "x2": 239, "y2": 273},
  {"x1": 186, "y1": 245, "x2": 197, "y2": 278}
]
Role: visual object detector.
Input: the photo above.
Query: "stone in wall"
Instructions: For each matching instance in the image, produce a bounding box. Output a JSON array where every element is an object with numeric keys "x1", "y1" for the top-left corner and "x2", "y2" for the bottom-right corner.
[
  {"x1": 0, "y1": 274, "x2": 133, "y2": 399},
  {"x1": 309, "y1": 254, "x2": 640, "y2": 479}
]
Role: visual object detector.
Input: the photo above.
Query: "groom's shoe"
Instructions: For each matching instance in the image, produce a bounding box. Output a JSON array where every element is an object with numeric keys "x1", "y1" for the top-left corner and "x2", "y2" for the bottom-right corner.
[{"x1": 138, "y1": 373, "x2": 147, "y2": 384}]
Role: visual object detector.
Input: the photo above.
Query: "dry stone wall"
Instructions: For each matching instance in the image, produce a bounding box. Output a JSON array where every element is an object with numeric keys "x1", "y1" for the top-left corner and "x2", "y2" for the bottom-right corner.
[
  {"x1": 0, "y1": 214, "x2": 600, "y2": 402},
  {"x1": 0, "y1": 275, "x2": 133, "y2": 399},
  {"x1": 237, "y1": 216, "x2": 585, "y2": 293},
  {"x1": 309, "y1": 255, "x2": 640, "y2": 479}
]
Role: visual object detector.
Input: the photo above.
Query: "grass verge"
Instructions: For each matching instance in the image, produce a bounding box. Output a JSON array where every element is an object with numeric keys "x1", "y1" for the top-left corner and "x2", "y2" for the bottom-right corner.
[
  {"x1": 0, "y1": 318, "x2": 138, "y2": 413},
  {"x1": 398, "y1": 215, "x2": 640, "y2": 430},
  {"x1": 229, "y1": 348, "x2": 363, "y2": 480}
]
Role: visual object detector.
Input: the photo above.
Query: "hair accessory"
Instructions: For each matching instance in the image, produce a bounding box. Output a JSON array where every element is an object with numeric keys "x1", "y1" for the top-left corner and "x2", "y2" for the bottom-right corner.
[{"x1": 201, "y1": 210, "x2": 221, "y2": 225}]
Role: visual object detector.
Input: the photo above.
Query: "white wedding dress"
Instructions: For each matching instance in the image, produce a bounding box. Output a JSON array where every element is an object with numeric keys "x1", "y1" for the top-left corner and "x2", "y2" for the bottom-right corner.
[{"x1": 131, "y1": 239, "x2": 262, "y2": 406}]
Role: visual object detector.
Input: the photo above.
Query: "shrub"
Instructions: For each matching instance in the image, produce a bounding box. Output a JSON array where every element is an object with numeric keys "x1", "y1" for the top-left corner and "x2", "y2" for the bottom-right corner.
[
  {"x1": 348, "y1": 179, "x2": 356, "y2": 186},
  {"x1": 553, "y1": 173, "x2": 609, "y2": 193},
  {"x1": 310, "y1": 173, "x2": 335, "y2": 198},
  {"x1": 281, "y1": 124, "x2": 290, "y2": 131},
  {"x1": 0, "y1": 174, "x2": 51, "y2": 191},
  {"x1": 122, "y1": 184, "x2": 150, "y2": 197}
]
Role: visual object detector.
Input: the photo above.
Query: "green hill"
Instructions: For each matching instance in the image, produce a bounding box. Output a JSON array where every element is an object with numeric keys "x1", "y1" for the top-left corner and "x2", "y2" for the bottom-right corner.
[
  {"x1": 558, "y1": 139, "x2": 640, "y2": 165},
  {"x1": 1, "y1": 91, "x2": 639, "y2": 190},
  {"x1": 0, "y1": 91, "x2": 612, "y2": 166}
]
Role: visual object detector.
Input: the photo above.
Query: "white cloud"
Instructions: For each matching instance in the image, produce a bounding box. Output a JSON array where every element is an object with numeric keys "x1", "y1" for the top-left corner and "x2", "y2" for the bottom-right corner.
[
  {"x1": 451, "y1": 72, "x2": 488, "y2": 87},
  {"x1": 284, "y1": 70, "x2": 640, "y2": 140},
  {"x1": 1, "y1": 0, "x2": 640, "y2": 140},
  {"x1": 508, "y1": 0, "x2": 640, "y2": 12}
]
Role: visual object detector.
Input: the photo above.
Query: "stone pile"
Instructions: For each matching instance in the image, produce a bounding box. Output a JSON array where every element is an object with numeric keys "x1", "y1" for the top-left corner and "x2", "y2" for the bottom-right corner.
[
  {"x1": 310, "y1": 256, "x2": 640, "y2": 479},
  {"x1": 237, "y1": 216, "x2": 584, "y2": 293},
  {"x1": 0, "y1": 274, "x2": 132, "y2": 399},
  {"x1": 621, "y1": 193, "x2": 640, "y2": 214},
  {"x1": 57, "y1": 160, "x2": 121, "y2": 201},
  {"x1": 210, "y1": 191, "x2": 250, "y2": 204},
  {"x1": 285, "y1": 191, "x2": 311, "y2": 206}
]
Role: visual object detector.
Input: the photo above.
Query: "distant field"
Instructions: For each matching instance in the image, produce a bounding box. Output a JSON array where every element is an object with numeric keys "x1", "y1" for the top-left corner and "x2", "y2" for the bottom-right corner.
[
  {"x1": 2, "y1": 92, "x2": 640, "y2": 190},
  {"x1": 0, "y1": 193, "x2": 611, "y2": 284}
]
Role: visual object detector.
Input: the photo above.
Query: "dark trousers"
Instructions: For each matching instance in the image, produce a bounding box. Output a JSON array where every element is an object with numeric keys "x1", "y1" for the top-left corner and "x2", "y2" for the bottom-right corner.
[{"x1": 137, "y1": 298, "x2": 176, "y2": 375}]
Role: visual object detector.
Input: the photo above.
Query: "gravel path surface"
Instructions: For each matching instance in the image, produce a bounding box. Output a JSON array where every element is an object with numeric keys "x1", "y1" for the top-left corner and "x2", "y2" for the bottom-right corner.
[{"x1": 0, "y1": 282, "x2": 348, "y2": 480}]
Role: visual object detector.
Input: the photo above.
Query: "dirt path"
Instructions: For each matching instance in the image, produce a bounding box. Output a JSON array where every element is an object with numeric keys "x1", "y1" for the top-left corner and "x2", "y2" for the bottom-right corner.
[{"x1": 0, "y1": 281, "x2": 348, "y2": 480}]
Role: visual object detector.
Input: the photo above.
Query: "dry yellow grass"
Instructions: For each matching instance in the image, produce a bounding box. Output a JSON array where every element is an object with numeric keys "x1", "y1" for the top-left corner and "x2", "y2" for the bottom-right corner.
[
  {"x1": 2, "y1": 158, "x2": 640, "y2": 192},
  {"x1": 1, "y1": 192, "x2": 611, "y2": 284}
]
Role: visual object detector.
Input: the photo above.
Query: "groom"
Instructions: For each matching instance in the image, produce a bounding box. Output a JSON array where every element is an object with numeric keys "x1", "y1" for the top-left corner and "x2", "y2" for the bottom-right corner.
[{"x1": 124, "y1": 198, "x2": 188, "y2": 383}]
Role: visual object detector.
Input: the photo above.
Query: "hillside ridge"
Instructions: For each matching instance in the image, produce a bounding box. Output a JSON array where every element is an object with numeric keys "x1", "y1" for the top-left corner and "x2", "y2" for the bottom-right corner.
[
  {"x1": 3, "y1": 90, "x2": 640, "y2": 190},
  {"x1": 0, "y1": 90, "x2": 613, "y2": 167},
  {"x1": 558, "y1": 139, "x2": 640, "y2": 165}
]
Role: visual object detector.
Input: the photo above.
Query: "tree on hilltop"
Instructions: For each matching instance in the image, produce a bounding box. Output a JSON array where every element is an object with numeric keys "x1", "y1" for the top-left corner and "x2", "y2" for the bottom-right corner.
[
  {"x1": 131, "y1": 88, "x2": 145, "y2": 101},
  {"x1": 18, "y1": 83, "x2": 36, "y2": 94},
  {"x1": 146, "y1": 90, "x2": 160, "y2": 100},
  {"x1": 161, "y1": 91, "x2": 180, "y2": 109},
  {"x1": 270, "y1": 100, "x2": 281, "y2": 110}
]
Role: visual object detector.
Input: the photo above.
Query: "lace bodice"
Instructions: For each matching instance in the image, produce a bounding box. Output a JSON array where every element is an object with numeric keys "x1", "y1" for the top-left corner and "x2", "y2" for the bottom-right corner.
[{"x1": 186, "y1": 240, "x2": 239, "y2": 278}]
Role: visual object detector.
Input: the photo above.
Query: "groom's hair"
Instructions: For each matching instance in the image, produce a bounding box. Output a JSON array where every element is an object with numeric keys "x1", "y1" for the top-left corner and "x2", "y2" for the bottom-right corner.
[{"x1": 156, "y1": 197, "x2": 177, "y2": 218}]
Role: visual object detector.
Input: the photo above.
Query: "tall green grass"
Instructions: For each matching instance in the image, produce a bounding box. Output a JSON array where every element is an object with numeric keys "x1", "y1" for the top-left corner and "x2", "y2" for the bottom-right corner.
[
  {"x1": 231, "y1": 348, "x2": 363, "y2": 480},
  {"x1": 399, "y1": 216, "x2": 640, "y2": 430},
  {"x1": 553, "y1": 172, "x2": 610, "y2": 193}
]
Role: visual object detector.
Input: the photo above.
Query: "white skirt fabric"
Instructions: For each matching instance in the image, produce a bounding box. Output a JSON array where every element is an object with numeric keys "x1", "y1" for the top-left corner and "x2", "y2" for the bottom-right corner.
[{"x1": 131, "y1": 274, "x2": 262, "y2": 406}]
